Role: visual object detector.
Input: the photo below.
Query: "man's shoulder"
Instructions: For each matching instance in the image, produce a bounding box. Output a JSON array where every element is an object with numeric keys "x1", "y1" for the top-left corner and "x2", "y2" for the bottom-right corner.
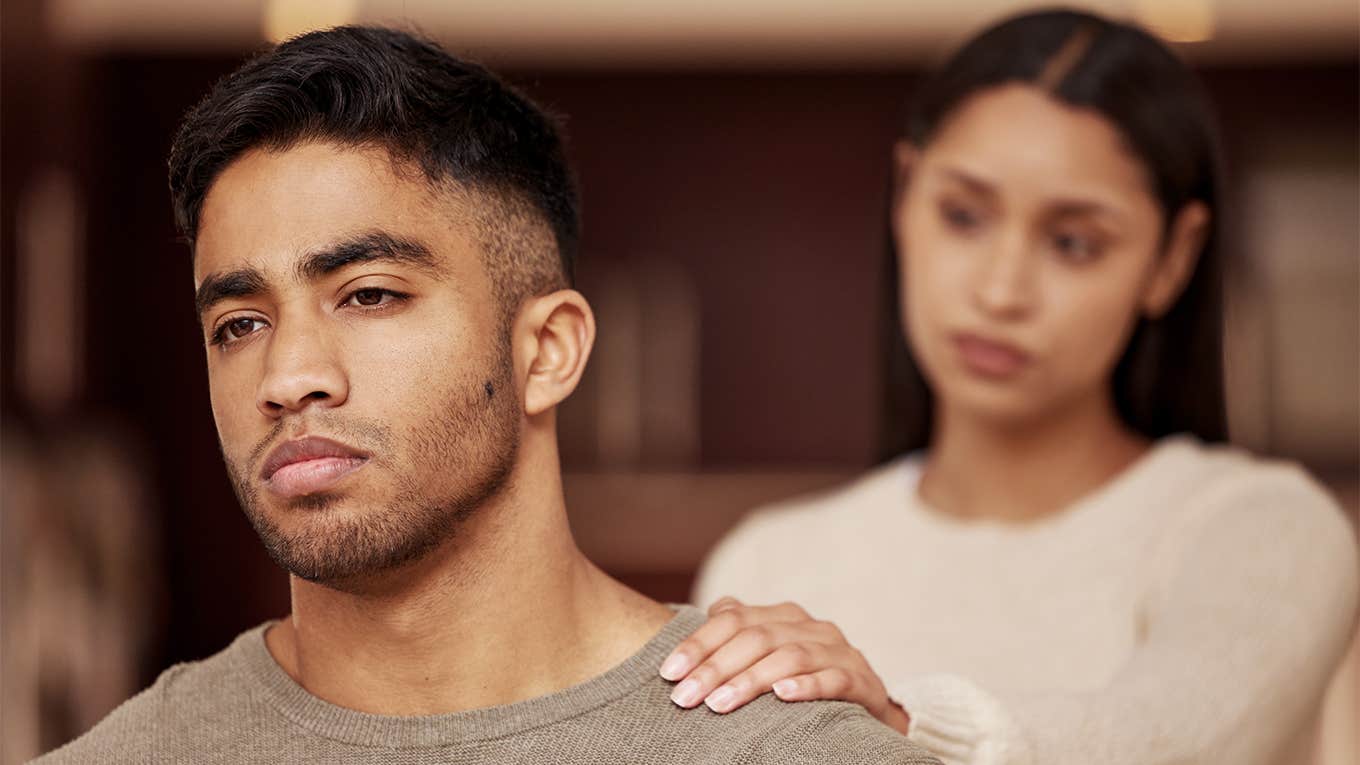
[
  {"x1": 726, "y1": 693, "x2": 941, "y2": 765},
  {"x1": 34, "y1": 629, "x2": 264, "y2": 764},
  {"x1": 585, "y1": 670, "x2": 940, "y2": 765}
]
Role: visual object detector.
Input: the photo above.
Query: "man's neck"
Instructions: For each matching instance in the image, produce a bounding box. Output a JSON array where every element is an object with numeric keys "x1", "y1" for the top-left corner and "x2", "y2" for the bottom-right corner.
[
  {"x1": 263, "y1": 466, "x2": 671, "y2": 716},
  {"x1": 919, "y1": 390, "x2": 1150, "y2": 523}
]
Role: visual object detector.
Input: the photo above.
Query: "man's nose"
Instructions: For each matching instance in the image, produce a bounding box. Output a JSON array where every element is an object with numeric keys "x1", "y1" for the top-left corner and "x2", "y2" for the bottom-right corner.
[{"x1": 254, "y1": 319, "x2": 349, "y2": 419}]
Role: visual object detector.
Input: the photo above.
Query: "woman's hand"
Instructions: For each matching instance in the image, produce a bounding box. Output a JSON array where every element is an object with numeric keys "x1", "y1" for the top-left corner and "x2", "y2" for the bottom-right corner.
[{"x1": 660, "y1": 597, "x2": 911, "y2": 734}]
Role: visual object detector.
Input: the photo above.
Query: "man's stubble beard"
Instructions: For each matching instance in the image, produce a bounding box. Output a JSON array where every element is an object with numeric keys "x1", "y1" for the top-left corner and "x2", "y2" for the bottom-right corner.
[{"x1": 223, "y1": 338, "x2": 520, "y2": 590}]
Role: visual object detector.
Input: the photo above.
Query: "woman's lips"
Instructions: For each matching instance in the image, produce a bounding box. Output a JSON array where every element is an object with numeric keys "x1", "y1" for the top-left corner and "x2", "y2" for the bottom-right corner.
[
  {"x1": 265, "y1": 456, "x2": 368, "y2": 498},
  {"x1": 952, "y1": 332, "x2": 1031, "y2": 379}
]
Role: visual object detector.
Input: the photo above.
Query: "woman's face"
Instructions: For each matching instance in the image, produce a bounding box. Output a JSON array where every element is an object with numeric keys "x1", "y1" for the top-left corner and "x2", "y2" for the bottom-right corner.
[{"x1": 894, "y1": 83, "x2": 1204, "y2": 426}]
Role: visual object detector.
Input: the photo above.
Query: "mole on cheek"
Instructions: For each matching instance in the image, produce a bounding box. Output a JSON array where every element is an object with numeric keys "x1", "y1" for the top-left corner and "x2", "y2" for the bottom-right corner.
[{"x1": 484, "y1": 381, "x2": 494, "y2": 398}]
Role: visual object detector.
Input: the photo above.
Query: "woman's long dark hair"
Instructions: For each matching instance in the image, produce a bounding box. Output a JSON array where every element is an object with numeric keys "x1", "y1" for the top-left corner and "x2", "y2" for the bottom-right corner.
[{"x1": 879, "y1": 8, "x2": 1228, "y2": 460}]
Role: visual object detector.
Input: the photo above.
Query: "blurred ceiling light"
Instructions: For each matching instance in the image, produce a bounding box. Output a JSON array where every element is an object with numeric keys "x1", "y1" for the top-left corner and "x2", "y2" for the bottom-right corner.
[
  {"x1": 1135, "y1": 0, "x2": 1215, "y2": 43},
  {"x1": 46, "y1": 0, "x2": 1355, "y2": 63},
  {"x1": 264, "y1": 0, "x2": 361, "y2": 43}
]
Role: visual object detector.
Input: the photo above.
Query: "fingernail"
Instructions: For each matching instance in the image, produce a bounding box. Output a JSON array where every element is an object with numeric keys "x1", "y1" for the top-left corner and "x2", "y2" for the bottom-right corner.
[
  {"x1": 670, "y1": 678, "x2": 702, "y2": 707},
  {"x1": 659, "y1": 653, "x2": 690, "y2": 681},
  {"x1": 772, "y1": 679, "x2": 797, "y2": 698},
  {"x1": 705, "y1": 685, "x2": 737, "y2": 713}
]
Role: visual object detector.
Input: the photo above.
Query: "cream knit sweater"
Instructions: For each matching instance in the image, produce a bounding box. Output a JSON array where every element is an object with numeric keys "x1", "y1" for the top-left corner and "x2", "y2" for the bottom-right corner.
[{"x1": 695, "y1": 436, "x2": 1359, "y2": 765}]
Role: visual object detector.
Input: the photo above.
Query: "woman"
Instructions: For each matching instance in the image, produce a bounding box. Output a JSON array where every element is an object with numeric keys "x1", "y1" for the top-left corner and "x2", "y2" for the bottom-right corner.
[{"x1": 657, "y1": 9, "x2": 1358, "y2": 764}]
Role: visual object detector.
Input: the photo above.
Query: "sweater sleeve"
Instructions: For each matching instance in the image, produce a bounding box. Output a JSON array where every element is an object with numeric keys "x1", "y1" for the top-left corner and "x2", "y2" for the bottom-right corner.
[{"x1": 890, "y1": 466, "x2": 1359, "y2": 765}]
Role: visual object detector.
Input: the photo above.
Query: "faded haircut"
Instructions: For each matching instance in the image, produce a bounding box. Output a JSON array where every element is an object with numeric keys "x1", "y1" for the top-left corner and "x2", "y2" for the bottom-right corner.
[{"x1": 167, "y1": 25, "x2": 578, "y2": 316}]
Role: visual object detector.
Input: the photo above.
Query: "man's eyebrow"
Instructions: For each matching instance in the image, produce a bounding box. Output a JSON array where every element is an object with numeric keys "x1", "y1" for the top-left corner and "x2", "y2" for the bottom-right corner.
[
  {"x1": 195, "y1": 267, "x2": 269, "y2": 320},
  {"x1": 193, "y1": 232, "x2": 442, "y2": 322},
  {"x1": 295, "y1": 231, "x2": 444, "y2": 283}
]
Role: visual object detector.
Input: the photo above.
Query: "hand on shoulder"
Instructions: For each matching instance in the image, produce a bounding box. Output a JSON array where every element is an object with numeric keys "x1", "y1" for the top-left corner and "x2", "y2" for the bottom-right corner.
[{"x1": 659, "y1": 598, "x2": 911, "y2": 735}]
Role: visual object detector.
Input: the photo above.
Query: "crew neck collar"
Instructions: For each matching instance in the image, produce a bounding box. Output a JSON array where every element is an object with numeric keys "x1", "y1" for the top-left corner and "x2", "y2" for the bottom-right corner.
[
  {"x1": 230, "y1": 604, "x2": 702, "y2": 749},
  {"x1": 898, "y1": 433, "x2": 1199, "y2": 532}
]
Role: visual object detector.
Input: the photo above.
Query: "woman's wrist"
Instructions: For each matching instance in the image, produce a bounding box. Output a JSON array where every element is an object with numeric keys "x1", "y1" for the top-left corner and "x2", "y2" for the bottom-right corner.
[{"x1": 882, "y1": 698, "x2": 912, "y2": 735}]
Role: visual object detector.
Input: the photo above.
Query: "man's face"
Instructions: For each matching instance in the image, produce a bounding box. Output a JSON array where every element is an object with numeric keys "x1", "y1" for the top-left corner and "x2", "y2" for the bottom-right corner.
[{"x1": 193, "y1": 141, "x2": 520, "y2": 587}]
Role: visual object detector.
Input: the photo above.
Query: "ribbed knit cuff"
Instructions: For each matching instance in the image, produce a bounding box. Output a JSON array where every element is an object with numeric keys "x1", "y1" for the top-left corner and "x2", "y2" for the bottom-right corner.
[{"x1": 888, "y1": 674, "x2": 1033, "y2": 765}]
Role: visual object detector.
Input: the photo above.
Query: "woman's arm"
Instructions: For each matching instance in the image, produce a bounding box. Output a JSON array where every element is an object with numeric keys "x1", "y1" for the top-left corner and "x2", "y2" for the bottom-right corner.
[
  {"x1": 963, "y1": 468, "x2": 1359, "y2": 765},
  {"x1": 677, "y1": 468, "x2": 1358, "y2": 765}
]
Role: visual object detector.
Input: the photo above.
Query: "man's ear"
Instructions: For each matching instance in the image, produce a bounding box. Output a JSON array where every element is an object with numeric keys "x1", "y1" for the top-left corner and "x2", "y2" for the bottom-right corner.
[
  {"x1": 515, "y1": 289, "x2": 596, "y2": 417},
  {"x1": 1142, "y1": 200, "x2": 1210, "y2": 319}
]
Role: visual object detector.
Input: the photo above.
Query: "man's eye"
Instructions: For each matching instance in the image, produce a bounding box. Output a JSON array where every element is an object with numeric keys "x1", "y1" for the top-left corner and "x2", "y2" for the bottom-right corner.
[
  {"x1": 211, "y1": 317, "x2": 266, "y2": 346},
  {"x1": 343, "y1": 288, "x2": 407, "y2": 308}
]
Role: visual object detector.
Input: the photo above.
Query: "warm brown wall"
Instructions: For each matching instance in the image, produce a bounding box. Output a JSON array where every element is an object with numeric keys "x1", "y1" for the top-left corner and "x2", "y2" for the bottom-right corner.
[{"x1": 5, "y1": 52, "x2": 1355, "y2": 682}]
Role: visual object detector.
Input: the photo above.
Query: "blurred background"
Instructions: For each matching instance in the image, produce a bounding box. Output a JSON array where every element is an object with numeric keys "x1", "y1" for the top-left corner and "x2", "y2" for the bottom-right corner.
[{"x1": 2, "y1": 0, "x2": 1356, "y2": 762}]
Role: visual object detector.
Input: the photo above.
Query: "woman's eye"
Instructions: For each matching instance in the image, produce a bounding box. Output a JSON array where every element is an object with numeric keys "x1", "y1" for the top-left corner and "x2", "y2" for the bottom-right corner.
[
  {"x1": 1053, "y1": 232, "x2": 1102, "y2": 262},
  {"x1": 940, "y1": 201, "x2": 982, "y2": 232}
]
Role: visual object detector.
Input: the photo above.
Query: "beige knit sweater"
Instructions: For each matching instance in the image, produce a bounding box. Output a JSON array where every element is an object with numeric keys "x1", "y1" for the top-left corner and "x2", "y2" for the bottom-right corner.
[
  {"x1": 36, "y1": 606, "x2": 941, "y2": 764},
  {"x1": 695, "y1": 436, "x2": 1359, "y2": 765}
]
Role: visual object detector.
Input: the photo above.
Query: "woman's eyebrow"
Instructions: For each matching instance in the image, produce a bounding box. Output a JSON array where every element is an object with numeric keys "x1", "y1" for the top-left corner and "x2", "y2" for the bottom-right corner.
[
  {"x1": 937, "y1": 164, "x2": 1126, "y2": 223},
  {"x1": 1043, "y1": 198, "x2": 1126, "y2": 224},
  {"x1": 937, "y1": 166, "x2": 997, "y2": 198}
]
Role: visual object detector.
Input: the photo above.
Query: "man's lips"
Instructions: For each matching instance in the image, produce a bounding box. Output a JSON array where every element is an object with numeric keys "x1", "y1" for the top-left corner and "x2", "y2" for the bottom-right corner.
[{"x1": 260, "y1": 436, "x2": 370, "y2": 498}]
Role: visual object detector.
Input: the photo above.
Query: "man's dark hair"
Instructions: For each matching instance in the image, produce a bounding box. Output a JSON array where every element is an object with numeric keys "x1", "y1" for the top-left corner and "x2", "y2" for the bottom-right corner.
[{"x1": 168, "y1": 25, "x2": 578, "y2": 311}]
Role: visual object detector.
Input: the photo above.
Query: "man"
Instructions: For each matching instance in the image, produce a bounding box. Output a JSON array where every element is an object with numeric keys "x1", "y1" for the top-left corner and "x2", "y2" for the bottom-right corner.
[{"x1": 38, "y1": 26, "x2": 938, "y2": 764}]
